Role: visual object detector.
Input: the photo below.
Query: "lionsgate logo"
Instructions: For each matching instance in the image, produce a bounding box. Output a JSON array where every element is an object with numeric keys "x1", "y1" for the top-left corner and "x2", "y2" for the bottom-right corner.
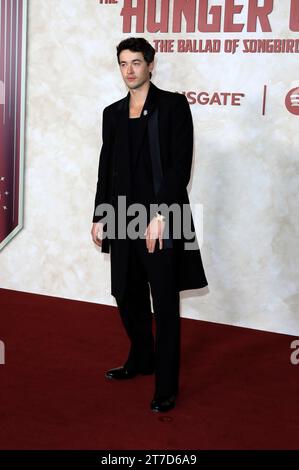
[
  {"x1": 95, "y1": 197, "x2": 204, "y2": 250},
  {"x1": 285, "y1": 87, "x2": 299, "y2": 115},
  {"x1": 0, "y1": 340, "x2": 5, "y2": 365}
]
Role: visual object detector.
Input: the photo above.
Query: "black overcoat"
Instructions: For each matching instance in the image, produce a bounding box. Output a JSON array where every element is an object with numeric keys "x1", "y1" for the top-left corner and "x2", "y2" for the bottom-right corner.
[{"x1": 93, "y1": 81, "x2": 208, "y2": 302}]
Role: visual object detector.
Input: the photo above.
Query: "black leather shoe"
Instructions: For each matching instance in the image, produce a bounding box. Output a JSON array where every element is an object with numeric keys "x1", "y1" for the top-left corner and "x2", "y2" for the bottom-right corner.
[
  {"x1": 105, "y1": 366, "x2": 154, "y2": 380},
  {"x1": 150, "y1": 394, "x2": 176, "y2": 412}
]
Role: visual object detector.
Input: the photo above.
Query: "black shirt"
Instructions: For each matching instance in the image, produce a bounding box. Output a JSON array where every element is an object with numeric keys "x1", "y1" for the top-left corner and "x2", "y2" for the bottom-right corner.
[
  {"x1": 128, "y1": 117, "x2": 156, "y2": 212},
  {"x1": 128, "y1": 117, "x2": 173, "y2": 248}
]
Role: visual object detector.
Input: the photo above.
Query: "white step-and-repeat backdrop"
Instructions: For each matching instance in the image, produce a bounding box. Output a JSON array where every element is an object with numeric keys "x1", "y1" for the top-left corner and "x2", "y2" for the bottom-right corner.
[{"x1": 1, "y1": 0, "x2": 298, "y2": 335}]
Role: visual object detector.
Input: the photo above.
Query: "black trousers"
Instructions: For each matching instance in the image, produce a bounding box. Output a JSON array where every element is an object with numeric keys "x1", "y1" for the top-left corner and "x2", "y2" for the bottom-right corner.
[{"x1": 116, "y1": 238, "x2": 181, "y2": 398}]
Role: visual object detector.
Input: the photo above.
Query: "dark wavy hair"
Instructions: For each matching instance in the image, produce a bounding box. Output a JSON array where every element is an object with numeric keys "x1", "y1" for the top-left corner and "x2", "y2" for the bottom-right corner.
[{"x1": 116, "y1": 37, "x2": 155, "y2": 79}]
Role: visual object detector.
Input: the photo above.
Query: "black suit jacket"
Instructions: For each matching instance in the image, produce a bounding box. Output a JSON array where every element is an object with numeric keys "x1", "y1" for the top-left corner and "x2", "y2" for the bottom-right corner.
[{"x1": 93, "y1": 81, "x2": 208, "y2": 302}]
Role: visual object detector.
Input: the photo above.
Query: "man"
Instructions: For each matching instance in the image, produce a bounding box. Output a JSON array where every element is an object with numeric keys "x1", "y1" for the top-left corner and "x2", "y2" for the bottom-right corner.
[{"x1": 91, "y1": 37, "x2": 208, "y2": 412}]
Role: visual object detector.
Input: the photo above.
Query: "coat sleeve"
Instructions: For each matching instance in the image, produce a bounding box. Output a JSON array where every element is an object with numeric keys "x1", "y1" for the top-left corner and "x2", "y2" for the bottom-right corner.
[
  {"x1": 156, "y1": 93, "x2": 193, "y2": 207},
  {"x1": 92, "y1": 106, "x2": 111, "y2": 223}
]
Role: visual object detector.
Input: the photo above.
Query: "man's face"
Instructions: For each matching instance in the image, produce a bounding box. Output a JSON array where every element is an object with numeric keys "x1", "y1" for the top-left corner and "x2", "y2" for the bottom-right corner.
[{"x1": 118, "y1": 49, "x2": 154, "y2": 90}]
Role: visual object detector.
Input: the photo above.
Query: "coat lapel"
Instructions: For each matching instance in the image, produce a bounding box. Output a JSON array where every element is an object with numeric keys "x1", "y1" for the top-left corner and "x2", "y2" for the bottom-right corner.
[
  {"x1": 131, "y1": 81, "x2": 159, "y2": 173},
  {"x1": 115, "y1": 81, "x2": 159, "y2": 174},
  {"x1": 113, "y1": 82, "x2": 160, "y2": 205}
]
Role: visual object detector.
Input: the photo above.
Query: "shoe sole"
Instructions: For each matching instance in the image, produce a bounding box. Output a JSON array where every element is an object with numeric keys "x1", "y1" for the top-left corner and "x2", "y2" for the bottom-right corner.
[
  {"x1": 151, "y1": 404, "x2": 176, "y2": 412},
  {"x1": 104, "y1": 370, "x2": 154, "y2": 380},
  {"x1": 104, "y1": 373, "x2": 136, "y2": 380}
]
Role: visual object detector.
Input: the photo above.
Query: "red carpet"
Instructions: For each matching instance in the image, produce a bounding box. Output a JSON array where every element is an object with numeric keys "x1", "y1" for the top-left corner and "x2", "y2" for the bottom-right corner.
[{"x1": 0, "y1": 288, "x2": 298, "y2": 450}]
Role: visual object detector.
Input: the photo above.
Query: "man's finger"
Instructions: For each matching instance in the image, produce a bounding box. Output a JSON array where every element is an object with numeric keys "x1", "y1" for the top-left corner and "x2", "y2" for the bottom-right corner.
[
  {"x1": 159, "y1": 236, "x2": 163, "y2": 250},
  {"x1": 149, "y1": 239, "x2": 156, "y2": 253}
]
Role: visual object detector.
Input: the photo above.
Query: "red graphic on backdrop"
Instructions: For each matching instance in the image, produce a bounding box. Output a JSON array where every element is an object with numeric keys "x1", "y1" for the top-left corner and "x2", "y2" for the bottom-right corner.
[
  {"x1": 120, "y1": 0, "x2": 275, "y2": 33},
  {"x1": 285, "y1": 88, "x2": 299, "y2": 116},
  {"x1": 0, "y1": 0, "x2": 27, "y2": 250}
]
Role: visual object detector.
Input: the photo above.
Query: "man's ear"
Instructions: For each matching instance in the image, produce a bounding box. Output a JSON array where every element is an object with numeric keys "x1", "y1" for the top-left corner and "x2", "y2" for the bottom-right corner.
[{"x1": 149, "y1": 60, "x2": 154, "y2": 73}]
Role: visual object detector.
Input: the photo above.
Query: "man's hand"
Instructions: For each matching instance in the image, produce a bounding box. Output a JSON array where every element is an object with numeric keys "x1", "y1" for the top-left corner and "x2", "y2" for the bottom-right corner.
[
  {"x1": 91, "y1": 222, "x2": 104, "y2": 247},
  {"x1": 144, "y1": 216, "x2": 165, "y2": 253}
]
